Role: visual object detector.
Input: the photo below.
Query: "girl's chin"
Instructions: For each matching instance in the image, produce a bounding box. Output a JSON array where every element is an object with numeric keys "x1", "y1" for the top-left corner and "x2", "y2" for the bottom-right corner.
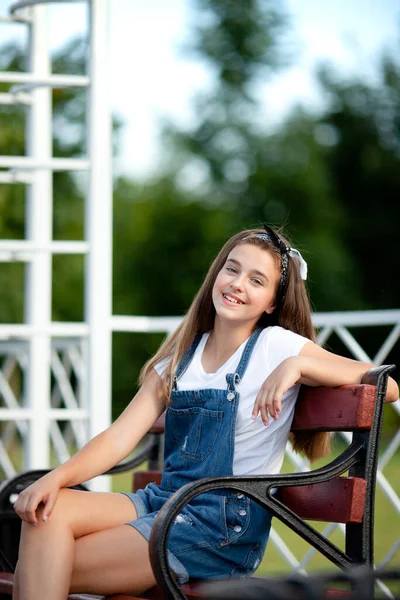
[{"x1": 214, "y1": 310, "x2": 258, "y2": 326}]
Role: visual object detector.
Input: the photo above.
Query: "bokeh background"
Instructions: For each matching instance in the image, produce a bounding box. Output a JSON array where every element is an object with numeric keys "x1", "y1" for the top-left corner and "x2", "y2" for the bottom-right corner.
[
  {"x1": 1, "y1": 0, "x2": 399, "y2": 416},
  {"x1": 0, "y1": 0, "x2": 399, "y2": 578}
]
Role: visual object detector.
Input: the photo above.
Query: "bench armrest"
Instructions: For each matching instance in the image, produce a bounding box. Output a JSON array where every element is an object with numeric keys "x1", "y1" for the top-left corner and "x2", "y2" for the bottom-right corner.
[
  {"x1": 148, "y1": 441, "x2": 365, "y2": 599},
  {"x1": 149, "y1": 365, "x2": 396, "y2": 600}
]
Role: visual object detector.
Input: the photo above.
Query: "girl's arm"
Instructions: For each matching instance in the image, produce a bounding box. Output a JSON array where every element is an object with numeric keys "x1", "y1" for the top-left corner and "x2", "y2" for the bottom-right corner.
[
  {"x1": 297, "y1": 342, "x2": 399, "y2": 402},
  {"x1": 14, "y1": 370, "x2": 165, "y2": 524},
  {"x1": 253, "y1": 342, "x2": 399, "y2": 425}
]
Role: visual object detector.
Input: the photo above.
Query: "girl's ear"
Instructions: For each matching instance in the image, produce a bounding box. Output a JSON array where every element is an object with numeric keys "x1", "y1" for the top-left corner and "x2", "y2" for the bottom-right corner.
[{"x1": 265, "y1": 304, "x2": 276, "y2": 315}]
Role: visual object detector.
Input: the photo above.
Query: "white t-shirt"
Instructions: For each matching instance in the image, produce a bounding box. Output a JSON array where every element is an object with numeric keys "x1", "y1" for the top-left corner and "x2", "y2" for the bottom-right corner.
[{"x1": 155, "y1": 326, "x2": 310, "y2": 476}]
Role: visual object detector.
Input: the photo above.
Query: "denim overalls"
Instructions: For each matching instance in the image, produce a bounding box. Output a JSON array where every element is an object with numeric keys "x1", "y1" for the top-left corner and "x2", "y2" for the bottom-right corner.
[{"x1": 123, "y1": 328, "x2": 272, "y2": 583}]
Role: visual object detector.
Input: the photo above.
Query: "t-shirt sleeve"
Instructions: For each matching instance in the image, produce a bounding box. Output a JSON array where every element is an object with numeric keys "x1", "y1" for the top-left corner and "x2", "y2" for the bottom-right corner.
[
  {"x1": 154, "y1": 356, "x2": 170, "y2": 377},
  {"x1": 264, "y1": 326, "x2": 311, "y2": 372}
]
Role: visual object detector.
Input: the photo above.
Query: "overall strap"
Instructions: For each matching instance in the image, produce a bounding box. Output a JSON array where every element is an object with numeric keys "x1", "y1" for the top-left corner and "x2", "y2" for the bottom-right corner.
[
  {"x1": 226, "y1": 327, "x2": 263, "y2": 392},
  {"x1": 173, "y1": 334, "x2": 203, "y2": 389},
  {"x1": 236, "y1": 327, "x2": 263, "y2": 380}
]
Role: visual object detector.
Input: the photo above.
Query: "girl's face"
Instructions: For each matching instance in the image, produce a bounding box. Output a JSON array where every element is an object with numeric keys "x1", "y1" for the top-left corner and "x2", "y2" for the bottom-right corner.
[{"x1": 212, "y1": 243, "x2": 281, "y2": 329}]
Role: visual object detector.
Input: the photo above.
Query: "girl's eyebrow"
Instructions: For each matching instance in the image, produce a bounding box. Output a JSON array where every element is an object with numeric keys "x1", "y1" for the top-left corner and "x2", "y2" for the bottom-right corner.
[{"x1": 226, "y1": 258, "x2": 269, "y2": 281}]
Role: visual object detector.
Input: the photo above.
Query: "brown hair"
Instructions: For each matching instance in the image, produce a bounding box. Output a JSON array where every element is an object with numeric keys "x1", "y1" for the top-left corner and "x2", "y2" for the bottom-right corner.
[{"x1": 140, "y1": 227, "x2": 330, "y2": 462}]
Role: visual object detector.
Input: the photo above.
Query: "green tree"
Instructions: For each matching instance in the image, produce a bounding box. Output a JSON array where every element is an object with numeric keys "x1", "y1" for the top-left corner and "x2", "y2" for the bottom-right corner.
[
  {"x1": 315, "y1": 56, "x2": 400, "y2": 310},
  {"x1": 158, "y1": 0, "x2": 360, "y2": 311},
  {"x1": 111, "y1": 175, "x2": 233, "y2": 411}
]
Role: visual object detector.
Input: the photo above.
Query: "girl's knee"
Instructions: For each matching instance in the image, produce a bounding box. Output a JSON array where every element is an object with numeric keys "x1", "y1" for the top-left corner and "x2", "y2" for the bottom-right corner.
[{"x1": 37, "y1": 487, "x2": 79, "y2": 527}]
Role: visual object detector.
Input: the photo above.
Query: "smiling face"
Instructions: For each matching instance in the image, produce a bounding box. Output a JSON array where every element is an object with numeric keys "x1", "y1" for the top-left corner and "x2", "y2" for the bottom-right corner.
[{"x1": 212, "y1": 243, "x2": 281, "y2": 330}]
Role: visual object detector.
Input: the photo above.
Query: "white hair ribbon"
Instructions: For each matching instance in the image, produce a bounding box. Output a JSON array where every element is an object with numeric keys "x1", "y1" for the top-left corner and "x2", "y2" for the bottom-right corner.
[{"x1": 288, "y1": 248, "x2": 308, "y2": 280}]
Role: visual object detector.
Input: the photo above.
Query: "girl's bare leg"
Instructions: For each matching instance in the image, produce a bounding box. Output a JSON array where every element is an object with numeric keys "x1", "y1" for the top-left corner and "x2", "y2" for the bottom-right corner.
[
  {"x1": 13, "y1": 488, "x2": 139, "y2": 600},
  {"x1": 12, "y1": 564, "x2": 20, "y2": 599},
  {"x1": 69, "y1": 525, "x2": 157, "y2": 595}
]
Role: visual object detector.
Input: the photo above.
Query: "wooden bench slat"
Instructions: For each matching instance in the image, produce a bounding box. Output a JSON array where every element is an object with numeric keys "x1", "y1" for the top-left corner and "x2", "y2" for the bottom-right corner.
[
  {"x1": 149, "y1": 413, "x2": 165, "y2": 434},
  {"x1": 134, "y1": 473, "x2": 366, "y2": 524},
  {"x1": 279, "y1": 477, "x2": 367, "y2": 524},
  {"x1": 325, "y1": 590, "x2": 352, "y2": 597},
  {"x1": 0, "y1": 571, "x2": 13, "y2": 594},
  {"x1": 149, "y1": 385, "x2": 378, "y2": 437},
  {"x1": 139, "y1": 583, "x2": 207, "y2": 599},
  {"x1": 292, "y1": 385, "x2": 376, "y2": 431},
  {"x1": 133, "y1": 471, "x2": 162, "y2": 493}
]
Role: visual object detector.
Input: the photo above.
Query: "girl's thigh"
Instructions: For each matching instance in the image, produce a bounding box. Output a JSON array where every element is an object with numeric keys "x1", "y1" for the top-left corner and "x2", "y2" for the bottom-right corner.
[
  {"x1": 69, "y1": 524, "x2": 156, "y2": 595},
  {"x1": 35, "y1": 488, "x2": 138, "y2": 539}
]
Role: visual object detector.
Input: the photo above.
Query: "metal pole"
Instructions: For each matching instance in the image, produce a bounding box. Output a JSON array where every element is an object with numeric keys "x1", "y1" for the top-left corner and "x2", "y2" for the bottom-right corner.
[
  {"x1": 24, "y1": 3, "x2": 52, "y2": 470},
  {"x1": 85, "y1": 0, "x2": 112, "y2": 491}
]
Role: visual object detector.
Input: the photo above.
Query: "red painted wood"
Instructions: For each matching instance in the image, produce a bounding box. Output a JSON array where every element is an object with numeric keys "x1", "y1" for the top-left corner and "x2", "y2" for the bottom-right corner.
[
  {"x1": 148, "y1": 385, "x2": 377, "y2": 436},
  {"x1": 73, "y1": 583, "x2": 210, "y2": 600},
  {"x1": 139, "y1": 583, "x2": 213, "y2": 599},
  {"x1": 70, "y1": 595, "x2": 137, "y2": 599},
  {"x1": 280, "y1": 477, "x2": 367, "y2": 523},
  {"x1": 0, "y1": 571, "x2": 13, "y2": 594},
  {"x1": 149, "y1": 413, "x2": 165, "y2": 434},
  {"x1": 133, "y1": 471, "x2": 162, "y2": 493},
  {"x1": 106, "y1": 596, "x2": 142, "y2": 600},
  {"x1": 292, "y1": 385, "x2": 376, "y2": 431},
  {"x1": 136, "y1": 586, "x2": 164, "y2": 599},
  {"x1": 67, "y1": 594, "x2": 108, "y2": 600}
]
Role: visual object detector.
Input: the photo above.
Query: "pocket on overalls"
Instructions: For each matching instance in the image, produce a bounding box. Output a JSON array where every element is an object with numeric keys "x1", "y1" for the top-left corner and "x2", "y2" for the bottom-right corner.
[{"x1": 168, "y1": 406, "x2": 223, "y2": 461}]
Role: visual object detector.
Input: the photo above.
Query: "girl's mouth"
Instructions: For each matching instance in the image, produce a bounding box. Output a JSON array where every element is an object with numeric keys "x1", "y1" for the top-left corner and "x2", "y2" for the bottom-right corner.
[{"x1": 222, "y1": 293, "x2": 244, "y2": 305}]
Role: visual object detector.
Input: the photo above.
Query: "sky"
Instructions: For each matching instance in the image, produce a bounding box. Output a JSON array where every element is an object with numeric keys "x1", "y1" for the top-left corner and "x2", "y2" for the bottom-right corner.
[{"x1": 0, "y1": 0, "x2": 399, "y2": 177}]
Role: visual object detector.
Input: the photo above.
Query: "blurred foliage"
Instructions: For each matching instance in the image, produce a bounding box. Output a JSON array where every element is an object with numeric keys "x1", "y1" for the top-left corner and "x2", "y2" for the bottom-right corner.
[
  {"x1": 0, "y1": 0, "x2": 399, "y2": 418},
  {"x1": 316, "y1": 58, "x2": 400, "y2": 310}
]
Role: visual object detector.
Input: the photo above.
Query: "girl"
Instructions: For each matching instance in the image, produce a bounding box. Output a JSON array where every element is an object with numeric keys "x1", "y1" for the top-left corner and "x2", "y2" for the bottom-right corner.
[{"x1": 12, "y1": 226, "x2": 398, "y2": 599}]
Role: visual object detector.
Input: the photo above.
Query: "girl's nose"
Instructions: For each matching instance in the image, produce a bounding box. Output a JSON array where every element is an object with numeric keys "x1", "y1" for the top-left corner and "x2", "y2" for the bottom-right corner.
[{"x1": 231, "y1": 276, "x2": 244, "y2": 291}]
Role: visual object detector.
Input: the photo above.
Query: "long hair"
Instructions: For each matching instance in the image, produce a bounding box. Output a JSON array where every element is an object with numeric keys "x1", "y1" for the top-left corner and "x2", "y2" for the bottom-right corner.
[{"x1": 140, "y1": 227, "x2": 330, "y2": 462}]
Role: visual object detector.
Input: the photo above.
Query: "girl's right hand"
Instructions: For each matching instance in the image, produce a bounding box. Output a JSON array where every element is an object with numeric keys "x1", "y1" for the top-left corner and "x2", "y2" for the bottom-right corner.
[{"x1": 13, "y1": 472, "x2": 62, "y2": 526}]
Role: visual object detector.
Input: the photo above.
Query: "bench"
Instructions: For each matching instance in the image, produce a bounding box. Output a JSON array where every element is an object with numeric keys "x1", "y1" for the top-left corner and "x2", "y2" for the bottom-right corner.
[{"x1": 0, "y1": 364, "x2": 395, "y2": 599}]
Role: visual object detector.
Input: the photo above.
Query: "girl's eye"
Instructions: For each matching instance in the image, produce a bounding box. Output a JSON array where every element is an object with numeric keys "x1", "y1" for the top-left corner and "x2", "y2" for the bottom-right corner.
[
  {"x1": 226, "y1": 267, "x2": 237, "y2": 273},
  {"x1": 251, "y1": 278, "x2": 263, "y2": 286}
]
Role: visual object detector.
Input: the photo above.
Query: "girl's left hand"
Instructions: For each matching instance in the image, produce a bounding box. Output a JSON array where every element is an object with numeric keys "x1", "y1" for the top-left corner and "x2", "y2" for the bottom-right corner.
[{"x1": 252, "y1": 357, "x2": 302, "y2": 425}]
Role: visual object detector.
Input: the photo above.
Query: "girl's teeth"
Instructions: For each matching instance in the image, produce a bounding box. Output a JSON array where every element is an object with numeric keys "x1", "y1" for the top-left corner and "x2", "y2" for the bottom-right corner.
[{"x1": 224, "y1": 294, "x2": 240, "y2": 304}]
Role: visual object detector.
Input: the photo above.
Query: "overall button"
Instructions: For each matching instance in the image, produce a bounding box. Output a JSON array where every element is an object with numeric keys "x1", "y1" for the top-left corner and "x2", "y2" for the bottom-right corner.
[
  {"x1": 227, "y1": 392, "x2": 235, "y2": 401},
  {"x1": 236, "y1": 493, "x2": 244, "y2": 499},
  {"x1": 233, "y1": 525, "x2": 242, "y2": 533},
  {"x1": 238, "y1": 509, "x2": 247, "y2": 516}
]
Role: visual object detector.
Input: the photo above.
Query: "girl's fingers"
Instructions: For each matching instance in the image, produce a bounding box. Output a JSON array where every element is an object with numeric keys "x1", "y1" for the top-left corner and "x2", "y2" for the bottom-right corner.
[
  {"x1": 42, "y1": 493, "x2": 56, "y2": 521},
  {"x1": 264, "y1": 388, "x2": 278, "y2": 422},
  {"x1": 25, "y1": 499, "x2": 39, "y2": 525},
  {"x1": 14, "y1": 493, "x2": 40, "y2": 525},
  {"x1": 252, "y1": 391, "x2": 262, "y2": 420},
  {"x1": 271, "y1": 395, "x2": 282, "y2": 419},
  {"x1": 267, "y1": 402, "x2": 277, "y2": 420},
  {"x1": 253, "y1": 390, "x2": 270, "y2": 424},
  {"x1": 260, "y1": 402, "x2": 269, "y2": 426},
  {"x1": 253, "y1": 386, "x2": 283, "y2": 424}
]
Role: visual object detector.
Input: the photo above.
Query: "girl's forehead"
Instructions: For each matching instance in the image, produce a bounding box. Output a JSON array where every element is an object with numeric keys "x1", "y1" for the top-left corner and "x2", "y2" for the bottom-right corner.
[{"x1": 227, "y1": 243, "x2": 277, "y2": 266}]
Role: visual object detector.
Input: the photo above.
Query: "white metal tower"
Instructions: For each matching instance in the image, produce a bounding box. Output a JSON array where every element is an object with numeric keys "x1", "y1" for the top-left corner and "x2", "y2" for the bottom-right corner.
[{"x1": 0, "y1": 0, "x2": 112, "y2": 490}]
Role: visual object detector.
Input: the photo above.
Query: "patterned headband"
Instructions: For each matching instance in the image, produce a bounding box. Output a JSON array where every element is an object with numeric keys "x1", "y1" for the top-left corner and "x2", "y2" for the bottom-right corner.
[{"x1": 243, "y1": 223, "x2": 308, "y2": 307}]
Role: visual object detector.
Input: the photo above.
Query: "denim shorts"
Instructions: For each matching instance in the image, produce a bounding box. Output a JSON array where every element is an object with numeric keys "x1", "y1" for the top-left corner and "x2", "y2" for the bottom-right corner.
[{"x1": 121, "y1": 483, "x2": 272, "y2": 584}]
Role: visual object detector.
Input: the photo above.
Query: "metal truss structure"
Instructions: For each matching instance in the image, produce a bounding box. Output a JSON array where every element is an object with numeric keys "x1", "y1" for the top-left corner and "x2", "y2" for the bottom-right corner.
[
  {"x1": 0, "y1": 0, "x2": 112, "y2": 490},
  {"x1": 0, "y1": 1, "x2": 399, "y2": 593}
]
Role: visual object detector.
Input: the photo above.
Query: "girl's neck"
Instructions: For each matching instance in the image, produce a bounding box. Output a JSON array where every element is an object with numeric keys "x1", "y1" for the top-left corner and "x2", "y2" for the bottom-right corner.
[{"x1": 203, "y1": 319, "x2": 255, "y2": 372}]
